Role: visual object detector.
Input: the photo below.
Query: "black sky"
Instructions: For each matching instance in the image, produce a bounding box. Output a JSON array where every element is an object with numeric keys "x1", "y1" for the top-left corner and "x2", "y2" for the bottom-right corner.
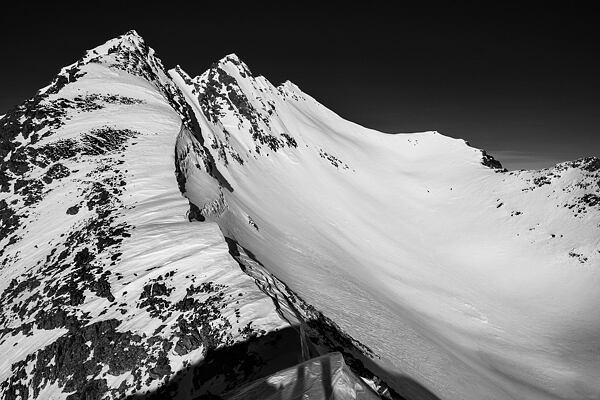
[{"x1": 1, "y1": 2, "x2": 598, "y2": 169}]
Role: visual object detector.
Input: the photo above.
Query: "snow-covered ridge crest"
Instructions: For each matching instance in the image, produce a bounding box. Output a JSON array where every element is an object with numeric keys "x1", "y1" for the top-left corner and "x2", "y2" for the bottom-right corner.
[
  {"x1": 37, "y1": 30, "x2": 149, "y2": 95},
  {"x1": 171, "y1": 54, "x2": 504, "y2": 175}
]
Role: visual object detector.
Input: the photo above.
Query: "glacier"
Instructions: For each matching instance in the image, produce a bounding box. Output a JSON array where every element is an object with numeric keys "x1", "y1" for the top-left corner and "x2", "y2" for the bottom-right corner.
[{"x1": 1, "y1": 30, "x2": 599, "y2": 400}]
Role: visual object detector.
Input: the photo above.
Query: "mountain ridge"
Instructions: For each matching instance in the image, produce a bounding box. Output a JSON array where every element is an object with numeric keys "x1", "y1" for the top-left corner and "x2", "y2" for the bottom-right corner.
[
  {"x1": 168, "y1": 33, "x2": 600, "y2": 400},
  {"x1": 0, "y1": 30, "x2": 599, "y2": 400},
  {"x1": 0, "y1": 30, "x2": 403, "y2": 400}
]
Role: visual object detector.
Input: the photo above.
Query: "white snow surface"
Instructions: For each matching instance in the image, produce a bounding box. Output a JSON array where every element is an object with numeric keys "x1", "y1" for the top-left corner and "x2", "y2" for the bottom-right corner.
[
  {"x1": 171, "y1": 55, "x2": 600, "y2": 400},
  {"x1": 1, "y1": 30, "x2": 599, "y2": 400}
]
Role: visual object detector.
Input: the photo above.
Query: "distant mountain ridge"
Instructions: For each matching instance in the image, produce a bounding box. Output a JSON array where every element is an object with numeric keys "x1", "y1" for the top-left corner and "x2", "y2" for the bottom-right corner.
[{"x1": 1, "y1": 30, "x2": 599, "y2": 400}]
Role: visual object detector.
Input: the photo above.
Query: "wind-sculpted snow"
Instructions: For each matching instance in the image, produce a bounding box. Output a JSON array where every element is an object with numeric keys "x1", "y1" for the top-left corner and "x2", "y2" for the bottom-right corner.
[{"x1": 173, "y1": 55, "x2": 600, "y2": 400}]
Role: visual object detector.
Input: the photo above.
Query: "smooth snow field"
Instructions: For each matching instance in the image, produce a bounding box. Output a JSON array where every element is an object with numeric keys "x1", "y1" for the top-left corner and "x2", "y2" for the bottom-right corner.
[{"x1": 173, "y1": 55, "x2": 600, "y2": 400}]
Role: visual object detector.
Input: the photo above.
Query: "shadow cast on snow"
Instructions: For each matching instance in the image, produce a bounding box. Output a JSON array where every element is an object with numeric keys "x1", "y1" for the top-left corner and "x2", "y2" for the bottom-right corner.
[
  {"x1": 124, "y1": 325, "x2": 441, "y2": 400},
  {"x1": 126, "y1": 326, "x2": 304, "y2": 400},
  {"x1": 125, "y1": 236, "x2": 441, "y2": 399}
]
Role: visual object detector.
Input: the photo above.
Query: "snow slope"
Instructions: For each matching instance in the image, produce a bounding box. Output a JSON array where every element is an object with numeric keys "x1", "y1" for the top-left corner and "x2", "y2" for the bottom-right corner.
[
  {"x1": 171, "y1": 56, "x2": 600, "y2": 400},
  {"x1": 1, "y1": 30, "x2": 598, "y2": 400},
  {"x1": 0, "y1": 32, "x2": 297, "y2": 399}
]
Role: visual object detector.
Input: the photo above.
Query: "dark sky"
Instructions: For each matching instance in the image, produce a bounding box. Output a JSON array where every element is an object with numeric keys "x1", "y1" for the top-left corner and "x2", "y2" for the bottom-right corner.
[{"x1": 1, "y1": 2, "x2": 598, "y2": 169}]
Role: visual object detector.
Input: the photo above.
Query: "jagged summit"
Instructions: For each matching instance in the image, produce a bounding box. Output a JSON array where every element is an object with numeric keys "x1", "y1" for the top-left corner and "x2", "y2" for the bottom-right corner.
[
  {"x1": 218, "y1": 52, "x2": 245, "y2": 66},
  {"x1": 91, "y1": 29, "x2": 147, "y2": 53},
  {"x1": 277, "y1": 79, "x2": 303, "y2": 93},
  {"x1": 120, "y1": 29, "x2": 144, "y2": 41},
  {"x1": 30, "y1": 30, "x2": 174, "y2": 108}
]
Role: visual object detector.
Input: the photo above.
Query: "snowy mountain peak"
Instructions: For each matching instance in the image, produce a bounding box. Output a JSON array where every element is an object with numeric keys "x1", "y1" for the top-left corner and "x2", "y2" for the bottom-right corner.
[
  {"x1": 119, "y1": 29, "x2": 144, "y2": 42},
  {"x1": 1, "y1": 30, "x2": 599, "y2": 400},
  {"x1": 32, "y1": 30, "x2": 176, "y2": 104},
  {"x1": 217, "y1": 53, "x2": 245, "y2": 67},
  {"x1": 87, "y1": 29, "x2": 150, "y2": 59},
  {"x1": 277, "y1": 79, "x2": 302, "y2": 94}
]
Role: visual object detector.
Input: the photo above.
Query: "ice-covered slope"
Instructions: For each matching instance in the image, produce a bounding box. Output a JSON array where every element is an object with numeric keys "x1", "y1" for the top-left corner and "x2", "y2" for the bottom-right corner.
[{"x1": 171, "y1": 56, "x2": 600, "y2": 400}]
